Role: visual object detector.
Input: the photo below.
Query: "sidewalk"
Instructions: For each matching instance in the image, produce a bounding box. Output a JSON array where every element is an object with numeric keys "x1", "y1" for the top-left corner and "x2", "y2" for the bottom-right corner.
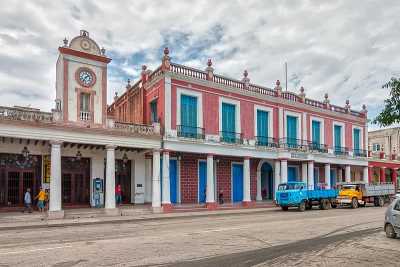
[{"x1": 0, "y1": 203, "x2": 277, "y2": 231}]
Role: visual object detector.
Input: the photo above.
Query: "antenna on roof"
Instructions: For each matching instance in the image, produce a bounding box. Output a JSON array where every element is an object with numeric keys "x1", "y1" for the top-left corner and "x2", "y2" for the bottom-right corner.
[{"x1": 285, "y1": 62, "x2": 288, "y2": 91}]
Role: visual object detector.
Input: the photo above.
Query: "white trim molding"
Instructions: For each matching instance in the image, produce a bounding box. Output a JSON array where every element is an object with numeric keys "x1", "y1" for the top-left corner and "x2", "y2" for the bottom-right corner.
[
  {"x1": 219, "y1": 97, "x2": 241, "y2": 134},
  {"x1": 310, "y1": 116, "x2": 325, "y2": 145},
  {"x1": 332, "y1": 121, "x2": 346, "y2": 148},
  {"x1": 284, "y1": 110, "x2": 302, "y2": 140},
  {"x1": 254, "y1": 105, "x2": 274, "y2": 138},
  {"x1": 176, "y1": 87, "x2": 203, "y2": 128},
  {"x1": 164, "y1": 76, "x2": 172, "y2": 132}
]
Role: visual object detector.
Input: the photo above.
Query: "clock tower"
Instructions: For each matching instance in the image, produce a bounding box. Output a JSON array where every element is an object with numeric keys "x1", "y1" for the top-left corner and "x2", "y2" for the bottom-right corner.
[{"x1": 55, "y1": 30, "x2": 111, "y2": 126}]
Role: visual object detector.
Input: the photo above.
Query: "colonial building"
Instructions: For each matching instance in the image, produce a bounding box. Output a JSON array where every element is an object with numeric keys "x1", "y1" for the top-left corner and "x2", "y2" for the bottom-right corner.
[
  {"x1": 368, "y1": 127, "x2": 400, "y2": 190},
  {"x1": 0, "y1": 31, "x2": 161, "y2": 217},
  {"x1": 109, "y1": 48, "x2": 370, "y2": 210}
]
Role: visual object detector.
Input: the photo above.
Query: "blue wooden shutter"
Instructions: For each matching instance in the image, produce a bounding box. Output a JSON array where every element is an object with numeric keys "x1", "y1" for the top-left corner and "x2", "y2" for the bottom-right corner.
[
  {"x1": 222, "y1": 103, "x2": 236, "y2": 142},
  {"x1": 334, "y1": 125, "x2": 342, "y2": 152},
  {"x1": 353, "y1": 128, "x2": 360, "y2": 150},
  {"x1": 286, "y1": 116, "x2": 297, "y2": 147},
  {"x1": 257, "y1": 110, "x2": 269, "y2": 144},
  {"x1": 181, "y1": 95, "x2": 197, "y2": 136},
  {"x1": 288, "y1": 167, "x2": 297, "y2": 182},
  {"x1": 150, "y1": 101, "x2": 157, "y2": 123},
  {"x1": 312, "y1": 121, "x2": 321, "y2": 145}
]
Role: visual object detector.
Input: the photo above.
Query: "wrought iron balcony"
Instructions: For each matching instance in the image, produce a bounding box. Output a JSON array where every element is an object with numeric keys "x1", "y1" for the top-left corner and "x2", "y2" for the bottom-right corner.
[
  {"x1": 220, "y1": 131, "x2": 243, "y2": 144},
  {"x1": 334, "y1": 146, "x2": 349, "y2": 156},
  {"x1": 279, "y1": 138, "x2": 308, "y2": 150},
  {"x1": 177, "y1": 125, "x2": 205, "y2": 140},
  {"x1": 308, "y1": 142, "x2": 328, "y2": 153},
  {"x1": 353, "y1": 149, "x2": 367, "y2": 157},
  {"x1": 255, "y1": 136, "x2": 278, "y2": 148}
]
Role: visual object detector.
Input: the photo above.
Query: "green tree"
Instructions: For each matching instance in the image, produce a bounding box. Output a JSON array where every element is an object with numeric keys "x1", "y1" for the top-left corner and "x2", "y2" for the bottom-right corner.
[{"x1": 373, "y1": 77, "x2": 400, "y2": 127}]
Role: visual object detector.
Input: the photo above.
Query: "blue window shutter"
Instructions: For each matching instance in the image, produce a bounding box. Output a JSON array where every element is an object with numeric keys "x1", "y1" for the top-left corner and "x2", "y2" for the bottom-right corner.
[
  {"x1": 312, "y1": 121, "x2": 321, "y2": 145},
  {"x1": 181, "y1": 95, "x2": 197, "y2": 135},
  {"x1": 257, "y1": 110, "x2": 269, "y2": 144},
  {"x1": 286, "y1": 116, "x2": 297, "y2": 146},
  {"x1": 334, "y1": 125, "x2": 342, "y2": 151},
  {"x1": 222, "y1": 103, "x2": 236, "y2": 142},
  {"x1": 353, "y1": 128, "x2": 360, "y2": 150}
]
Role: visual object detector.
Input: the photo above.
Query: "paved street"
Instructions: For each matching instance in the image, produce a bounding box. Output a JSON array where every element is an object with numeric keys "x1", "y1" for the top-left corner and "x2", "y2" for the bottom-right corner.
[{"x1": 0, "y1": 206, "x2": 398, "y2": 267}]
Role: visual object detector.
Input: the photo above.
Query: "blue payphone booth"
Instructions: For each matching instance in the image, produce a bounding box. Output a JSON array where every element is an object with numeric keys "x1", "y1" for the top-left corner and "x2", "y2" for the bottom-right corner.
[{"x1": 93, "y1": 178, "x2": 104, "y2": 208}]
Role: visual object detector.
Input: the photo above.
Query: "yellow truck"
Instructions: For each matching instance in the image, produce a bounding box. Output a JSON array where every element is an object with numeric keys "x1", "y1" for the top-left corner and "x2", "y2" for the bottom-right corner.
[{"x1": 336, "y1": 182, "x2": 395, "y2": 208}]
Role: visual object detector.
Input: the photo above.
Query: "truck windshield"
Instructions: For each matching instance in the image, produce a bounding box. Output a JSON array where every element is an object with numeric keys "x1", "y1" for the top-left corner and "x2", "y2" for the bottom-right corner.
[
  {"x1": 278, "y1": 183, "x2": 304, "y2": 191},
  {"x1": 342, "y1": 185, "x2": 356, "y2": 190}
]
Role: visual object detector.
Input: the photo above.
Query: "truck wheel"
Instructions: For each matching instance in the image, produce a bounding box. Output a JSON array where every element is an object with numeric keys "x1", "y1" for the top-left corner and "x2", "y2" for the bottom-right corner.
[
  {"x1": 281, "y1": 206, "x2": 288, "y2": 211},
  {"x1": 351, "y1": 198, "x2": 358, "y2": 209},
  {"x1": 378, "y1": 197, "x2": 384, "y2": 207},
  {"x1": 385, "y1": 224, "x2": 397, "y2": 238},
  {"x1": 298, "y1": 201, "x2": 306, "y2": 212}
]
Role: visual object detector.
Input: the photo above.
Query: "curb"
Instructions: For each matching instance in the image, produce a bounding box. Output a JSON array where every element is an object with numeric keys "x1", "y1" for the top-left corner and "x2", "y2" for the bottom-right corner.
[{"x1": 0, "y1": 207, "x2": 278, "y2": 231}]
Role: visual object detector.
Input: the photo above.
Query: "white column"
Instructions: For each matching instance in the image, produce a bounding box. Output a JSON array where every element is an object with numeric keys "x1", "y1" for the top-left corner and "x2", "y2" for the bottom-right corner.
[
  {"x1": 325, "y1": 164, "x2": 331, "y2": 189},
  {"x1": 363, "y1": 166, "x2": 369, "y2": 183},
  {"x1": 162, "y1": 151, "x2": 171, "y2": 205},
  {"x1": 105, "y1": 145, "x2": 116, "y2": 209},
  {"x1": 345, "y1": 165, "x2": 351, "y2": 182},
  {"x1": 302, "y1": 112, "x2": 307, "y2": 141},
  {"x1": 206, "y1": 154, "x2": 215, "y2": 203},
  {"x1": 49, "y1": 141, "x2": 62, "y2": 212},
  {"x1": 280, "y1": 159, "x2": 288, "y2": 184},
  {"x1": 256, "y1": 170, "x2": 262, "y2": 201},
  {"x1": 243, "y1": 157, "x2": 251, "y2": 202},
  {"x1": 278, "y1": 107, "x2": 284, "y2": 139},
  {"x1": 301, "y1": 162, "x2": 308, "y2": 183},
  {"x1": 152, "y1": 150, "x2": 161, "y2": 208},
  {"x1": 274, "y1": 160, "x2": 280, "y2": 199},
  {"x1": 307, "y1": 161, "x2": 314, "y2": 189}
]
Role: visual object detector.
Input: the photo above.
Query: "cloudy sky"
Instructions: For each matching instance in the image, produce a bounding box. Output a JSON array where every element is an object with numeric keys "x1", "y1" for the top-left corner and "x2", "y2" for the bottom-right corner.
[{"x1": 1, "y1": 0, "x2": 399, "y2": 129}]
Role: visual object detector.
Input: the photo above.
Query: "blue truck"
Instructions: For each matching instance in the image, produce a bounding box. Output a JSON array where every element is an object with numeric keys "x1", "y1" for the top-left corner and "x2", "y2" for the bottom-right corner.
[{"x1": 275, "y1": 182, "x2": 339, "y2": 212}]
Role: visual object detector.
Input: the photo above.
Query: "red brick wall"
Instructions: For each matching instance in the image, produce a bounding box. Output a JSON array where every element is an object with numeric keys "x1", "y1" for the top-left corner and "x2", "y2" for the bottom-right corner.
[
  {"x1": 180, "y1": 153, "x2": 203, "y2": 203},
  {"x1": 250, "y1": 159, "x2": 260, "y2": 200}
]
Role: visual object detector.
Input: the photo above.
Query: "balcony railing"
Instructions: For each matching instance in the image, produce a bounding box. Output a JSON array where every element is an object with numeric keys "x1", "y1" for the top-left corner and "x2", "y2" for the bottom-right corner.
[
  {"x1": 113, "y1": 122, "x2": 155, "y2": 135},
  {"x1": 279, "y1": 138, "x2": 308, "y2": 150},
  {"x1": 353, "y1": 149, "x2": 367, "y2": 157},
  {"x1": 255, "y1": 136, "x2": 278, "y2": 148},
  {"x1": 334, "y1": 146, "x2": 349, "y2": 156},
  {"x1": 0, "y1": 106, "x2": 53, "y2": 123},
  {"x1": 177, "y1": 125, "x2": 205, "y2": 140},
  {"x1": 220, "y1": 131, "x2": 243, "y2": 144},
  {"x1": 308, "y1": 142, "x2": 328, "y2": 153},
  {"x1": 80, "y1": 111, "x2": 91, "y2": 121}
]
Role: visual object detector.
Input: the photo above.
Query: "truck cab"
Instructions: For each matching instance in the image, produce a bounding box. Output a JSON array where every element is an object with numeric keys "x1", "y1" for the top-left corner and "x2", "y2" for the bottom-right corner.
[{"x1": 337, "y1": 184, "x2": 364, "y2": 208}]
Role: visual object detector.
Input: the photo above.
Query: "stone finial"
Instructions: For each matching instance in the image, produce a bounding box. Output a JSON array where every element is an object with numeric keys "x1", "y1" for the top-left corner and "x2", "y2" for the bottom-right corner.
[
  {"x1": 126, "y1": 79, "x2": 131, "y2": 90},
  {"x1": 274, "y1": 80, "x2": 282, "y2": 96},
  {"x1": 299, "y1": 86, "x2": 306, "y2": 102},
  {"x1": 141, "y1": 65, "x2": 149, "y2": 83},
  {"x1": 205, "y1": 59, "x2": 214, "y2": 81},
  {"x1": 142, "y1": 65, "x2": 147, "y2": 71},
  {"x1": 162, "y1": 47, "x2": 171, "y2": 71},
  {"x1": 345, "y1": 99, "x2": 351, "y2": 112},
  {"x1": 323, "y1": 93, "x2": 330, "y2": 108},
  {"x1": 361, "y1": 104, "x2": 367, "y2": 117},
  {"x1": 63, "y1": 37, "x2": 68, "y2": 47},
  {"x1": 242, "y1": 70, "x2": 250, "y2": 89},
  {"x1": 101, "y1": 47, "x2": 106, "y2": 55},
  {"x1": 114, "y1": 92, "x2": 119, "y2": 102}
]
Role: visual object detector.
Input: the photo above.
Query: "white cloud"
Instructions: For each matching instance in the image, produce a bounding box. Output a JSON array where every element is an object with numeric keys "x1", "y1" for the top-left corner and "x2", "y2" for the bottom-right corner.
[{"x1": 0, "y1": 0, "x2": 399, "y2": 129}]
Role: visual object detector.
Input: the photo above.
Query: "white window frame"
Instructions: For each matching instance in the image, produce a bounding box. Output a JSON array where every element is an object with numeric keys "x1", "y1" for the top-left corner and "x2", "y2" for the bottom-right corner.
[
  {"x1": 373, "y1": 143, "x2": 381, "y2": 151},
  {"x1": 219, "y1": 97, "x2": 241, "y2": 134},
  {"x1": 352, "y1": 125, "x2": 364, "y2": 150},
  {"x1": 176, "y1": 88, "x2": 203, "y2": 128},
  {"x1": 332, "y1": 121, "x2": 346, "y2": 148},
  {"x1": 254, "y1": 105, "x2": 274, "y2": 138},
  {"x1": 310, "y1": 116, "x2": 325, "y2": 145},
  {"x1": 284, "y1": 110, "x2": 302, "y2": 140}
]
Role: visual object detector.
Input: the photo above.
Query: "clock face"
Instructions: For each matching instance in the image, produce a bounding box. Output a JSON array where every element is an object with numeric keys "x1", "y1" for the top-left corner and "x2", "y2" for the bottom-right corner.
[{"x1": 76, "y1": 68, "x2": 96, "y2": 87}]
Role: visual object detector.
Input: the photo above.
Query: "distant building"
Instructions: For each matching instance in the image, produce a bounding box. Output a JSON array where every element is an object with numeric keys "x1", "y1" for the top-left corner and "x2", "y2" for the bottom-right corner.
[{"x1": 368, "y1": 127, "x2": 400, "y2": 190}]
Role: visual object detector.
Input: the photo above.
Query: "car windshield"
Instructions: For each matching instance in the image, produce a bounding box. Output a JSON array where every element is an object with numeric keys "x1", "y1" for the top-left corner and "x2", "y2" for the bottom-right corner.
[
  {"x1": 278, "y1": 183, "x2": 304, "y2": 191},
  {"x1": 342, "y1": 185, "x2": 356, "y2": 190}
]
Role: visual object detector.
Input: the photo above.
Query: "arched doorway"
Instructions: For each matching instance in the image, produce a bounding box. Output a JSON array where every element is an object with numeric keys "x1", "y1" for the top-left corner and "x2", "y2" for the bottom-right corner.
[{"x1": 260, "y1": 162, "x2": 274, "y2": 200}]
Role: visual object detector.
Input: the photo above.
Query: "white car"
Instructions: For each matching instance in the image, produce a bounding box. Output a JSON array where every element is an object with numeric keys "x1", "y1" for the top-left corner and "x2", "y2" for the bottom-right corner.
[{"x1": 396, "y1": 192, "x2": 400, "y2": 199}]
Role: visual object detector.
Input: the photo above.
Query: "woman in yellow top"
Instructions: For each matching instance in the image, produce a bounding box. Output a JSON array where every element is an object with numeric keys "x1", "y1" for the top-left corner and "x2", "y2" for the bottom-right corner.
[{"x1": 35, "y1": 187, "x2": 46, "y2": 212}]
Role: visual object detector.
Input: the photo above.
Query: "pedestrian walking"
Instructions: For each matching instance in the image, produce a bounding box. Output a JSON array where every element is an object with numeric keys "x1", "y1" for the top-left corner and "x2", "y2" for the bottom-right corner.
[
  {"x1": 115, "y1": 184, "x2": 122, "y2": 206},
  {"x1": 23, "y1": 188, "x2": 32, "y2": 213},
  {"x1": 35, "y1": 187, "x2": 46, "y2": 212},
  {"x1": 44, "y1": 189, "x2": 49, "y2": 211},
  {"x1": 219, "y1": 190, "x2": 224, "y2": 205}
]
